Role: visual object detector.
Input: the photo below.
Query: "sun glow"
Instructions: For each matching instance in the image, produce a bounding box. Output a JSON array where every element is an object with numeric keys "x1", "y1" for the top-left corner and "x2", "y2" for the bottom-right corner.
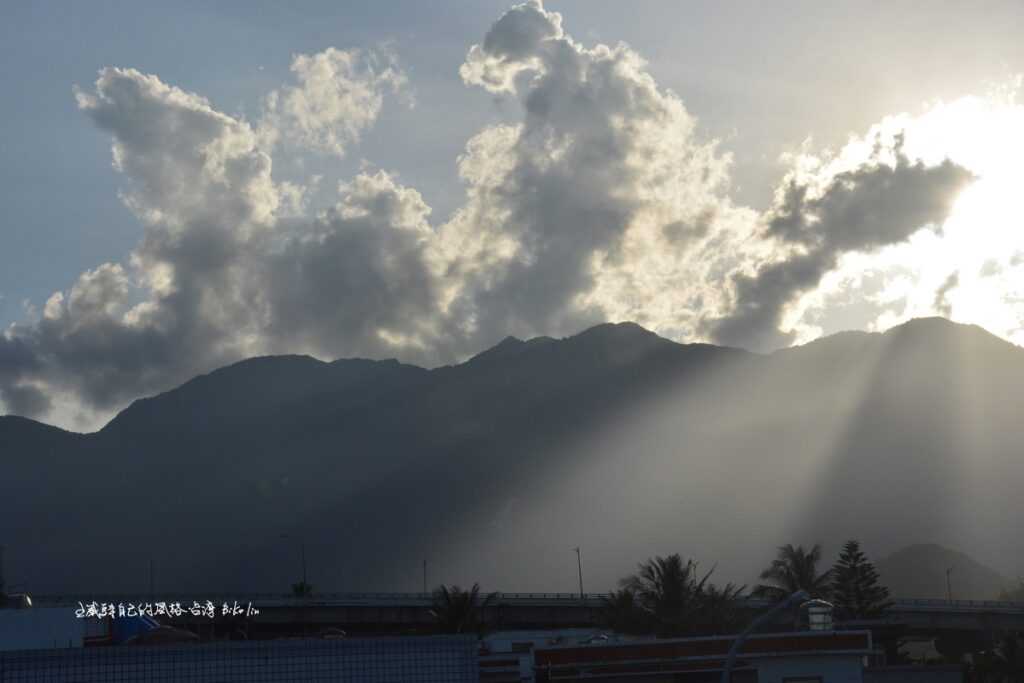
[
  {"x1": 790, "y1": 79, "x2": 1024, "y2": 346},
  {"x1": 944, "y1": 177, "x2": 1021, "y2": 265}
]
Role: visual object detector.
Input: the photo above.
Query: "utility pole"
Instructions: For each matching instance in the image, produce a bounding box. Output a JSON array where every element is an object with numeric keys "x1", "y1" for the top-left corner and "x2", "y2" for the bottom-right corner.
[
  {"x1": 946, "y1": 567, "x2": 954, "y2": 602},
  {"x1": 575, "y1": 547, "x2": 584, "y2": 599},
  {"x1": 149, "y1": 557, "x2": 155, "y2": 601},
  {"x1": 422, "y1": 560, "x2": 427, "y2": 594}
]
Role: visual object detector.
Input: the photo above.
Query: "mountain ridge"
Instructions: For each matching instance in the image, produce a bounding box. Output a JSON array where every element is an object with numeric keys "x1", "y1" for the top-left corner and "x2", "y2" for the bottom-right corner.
[
  {"x1": 5, "y1": 316, "x2": 1014, "y2": 436},
  {"x1": 3, "y1": 315, "x2": 1023, "y2": 595}
]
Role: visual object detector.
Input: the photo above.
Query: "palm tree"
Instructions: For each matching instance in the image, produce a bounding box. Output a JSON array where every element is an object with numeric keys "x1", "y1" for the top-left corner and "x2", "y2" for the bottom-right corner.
[
  {"x1": 753, "y1": 544, "x2": 832, "y2": 601},
  {"x1": 697, "y1": 581, "x2": 748, "y2": 634},
  {"x1": 429, "y1": 583, "x2": 497, "y2": 634},
  {"x1": 620, "y1": 554, "x2": 714, "y2": 637},
  {"x1": 599, "y1": 588, "x2": 651, "y2": 635}
]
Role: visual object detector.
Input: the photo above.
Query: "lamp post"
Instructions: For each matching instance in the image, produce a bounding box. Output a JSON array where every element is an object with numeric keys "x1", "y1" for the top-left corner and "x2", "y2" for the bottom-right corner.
[
  {"x1": 720, "y1": 590, "x2": 811, "y2": 683},
  {"x1": 574, "y1": 547, "x2": 584, "y2": 599},
  {"x1": 946, "y1": 567, "x2": 954, "y2": 602}
]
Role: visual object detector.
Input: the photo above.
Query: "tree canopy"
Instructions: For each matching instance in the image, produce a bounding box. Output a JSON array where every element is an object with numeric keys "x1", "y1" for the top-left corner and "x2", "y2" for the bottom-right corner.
[
  {"x1": 610, "y1": 554, "x2": 747, "y2": 637},
  {"x1": 830, "y1": 539, "x2": 892, "y2": 619},
  {"x1": 752, "y1": 543, "x2": 832, "y2": 601},
  {"x1": 429, "y1": 583, "x2": 496, "y2": 634}
]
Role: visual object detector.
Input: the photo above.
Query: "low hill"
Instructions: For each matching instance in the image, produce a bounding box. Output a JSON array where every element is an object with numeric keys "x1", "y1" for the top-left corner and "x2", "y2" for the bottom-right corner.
[{"x1": 876, "y1": 544, "x2": 1009, "y2": 600}]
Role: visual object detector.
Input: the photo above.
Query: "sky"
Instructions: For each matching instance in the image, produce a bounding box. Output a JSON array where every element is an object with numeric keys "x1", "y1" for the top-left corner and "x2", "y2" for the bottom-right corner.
[{"x1": 2, "y1": 0, "x2": 1024, "y2": 430}]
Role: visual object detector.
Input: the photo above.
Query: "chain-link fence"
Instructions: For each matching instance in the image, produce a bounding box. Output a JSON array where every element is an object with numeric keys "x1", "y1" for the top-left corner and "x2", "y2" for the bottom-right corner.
[{"x1": 0, "y1": 635, "x2": 479, "y2": 682}]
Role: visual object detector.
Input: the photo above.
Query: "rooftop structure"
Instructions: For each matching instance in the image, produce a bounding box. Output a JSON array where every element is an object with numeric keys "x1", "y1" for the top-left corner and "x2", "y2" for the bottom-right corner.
[{"x1": 533, "y1": 630, "x2": 874, "y2": 682}]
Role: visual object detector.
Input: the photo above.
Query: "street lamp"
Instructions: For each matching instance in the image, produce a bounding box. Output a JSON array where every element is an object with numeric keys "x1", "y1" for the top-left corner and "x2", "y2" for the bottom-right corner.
[{"x1": 720, "y1": 590, "x2": 811, "y2": 683}]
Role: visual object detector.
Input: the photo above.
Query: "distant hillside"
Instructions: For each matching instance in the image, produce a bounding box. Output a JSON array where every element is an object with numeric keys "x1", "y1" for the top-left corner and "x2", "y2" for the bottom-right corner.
[
  {"x1": 876, "y1": 544, "x2": 1009, "y2": 600},
  {"x1": 4, "y1": 317, "x2": 1024, "y2": 595}
]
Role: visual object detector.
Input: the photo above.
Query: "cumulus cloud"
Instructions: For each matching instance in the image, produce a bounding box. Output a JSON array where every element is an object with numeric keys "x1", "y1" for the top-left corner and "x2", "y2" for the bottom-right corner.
[
  {"x1": 0, "y1": 59, "x2": 438, "y2": 424},
  {"x1": 260, "y1": 47, "x2": 408, "y2": 157},
  {"x1": 0, "y1": 1, "x2": 980, "y2": 427},
  {"x1": 459, "y1": 0, "x2": 565, "y2": 94},
  {"x1": 261, "y1": 171, "x2": 446, "y2": 360},
  {"x1": 0, "y1": 334, "x2": 48, "y2": 418},
  {"x1": 933, "y1": 271, "x2": 960, "y2": 318},
  {"x1": 1, "y1": 69, "x2": 271, "y2": 420},
  {"x1": 443, "y1": 0, "x2": 747, "y2": 347},
  {"x1": 773, "y1": 85, "x2": 1024, "y2": 345},
  {"x1": 0, "y1": 383, "x2": 51, "y2": 419},
  {"x1": 707, "y1": 136, "x2": 974, "y2": 350}
]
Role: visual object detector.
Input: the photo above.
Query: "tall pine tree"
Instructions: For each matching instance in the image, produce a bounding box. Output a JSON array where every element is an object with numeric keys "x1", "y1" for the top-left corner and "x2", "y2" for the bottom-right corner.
[{"x1": 831, "y1": 540, "x2": 893, "y2": 619}]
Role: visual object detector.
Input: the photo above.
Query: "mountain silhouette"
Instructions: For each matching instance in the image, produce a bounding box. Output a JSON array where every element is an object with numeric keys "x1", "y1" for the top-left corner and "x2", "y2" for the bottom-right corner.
[
  {"x1": 875, "y1": 544, "x2": 1009, "y2": 600},
  {"x1": 1, "y1": 318, "x2": 1021, "y2": 596}
]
